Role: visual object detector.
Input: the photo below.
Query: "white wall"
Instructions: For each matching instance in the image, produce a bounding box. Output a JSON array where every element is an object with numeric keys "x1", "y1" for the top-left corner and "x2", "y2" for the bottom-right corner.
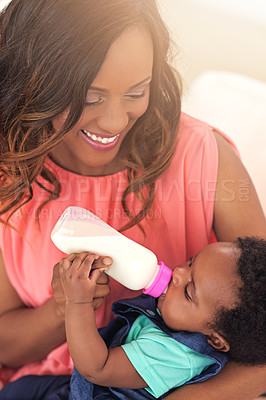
[
  {"x1": 0, "y1": 0, "x2": 9, "y2": 9},
  {"x1": 157, "y1": 0, "x2": 266, "y2": 213},
  {"x1": 158, "y1": 0, "x2": 266, "y2": 90}
]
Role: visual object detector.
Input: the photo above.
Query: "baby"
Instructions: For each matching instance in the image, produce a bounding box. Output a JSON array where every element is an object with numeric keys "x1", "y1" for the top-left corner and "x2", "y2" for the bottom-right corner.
[
  {"x1": 1, "y1": 237, "x2": 265, "y2": 400},
  {"x1": 60, "y1": 236, "x2": 266, "y2": 399}
]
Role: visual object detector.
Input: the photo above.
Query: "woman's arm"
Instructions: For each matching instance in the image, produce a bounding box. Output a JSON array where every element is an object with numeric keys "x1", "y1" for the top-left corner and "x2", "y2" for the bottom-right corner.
[
  {"x1": 213, "y1": 131, "x2": 266, "y2": 241},
  {"x1": 0, "y1": 249, "x2": 111, "y2": 368},
  {"x1": 164, "y1": 362, "x2": 266, "y2": 400},
  {"x1": 0, "y1": 248, "x2": 66, "y2": 367},
  {"x1": 164, "y1": 131, "x2": 266, "y2": 400}
]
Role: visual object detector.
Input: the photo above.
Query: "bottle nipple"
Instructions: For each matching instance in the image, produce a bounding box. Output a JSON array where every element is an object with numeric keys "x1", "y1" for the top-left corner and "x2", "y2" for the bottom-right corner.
[{"x1": 143, "y1": 261, "x2": 172, "y2": 297}]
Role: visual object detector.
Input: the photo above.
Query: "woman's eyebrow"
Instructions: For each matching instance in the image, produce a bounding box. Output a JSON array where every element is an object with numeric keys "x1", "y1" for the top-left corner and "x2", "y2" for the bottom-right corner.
[
  {"x1": 128, "y1": 76, "x2": 152, "y2": 89},
  {"x1": 89, "y1": 76, "x2": 152, "y2": 93},
  {"x1": 88, "y1": 86, "x2": 108, "y2": 94}
]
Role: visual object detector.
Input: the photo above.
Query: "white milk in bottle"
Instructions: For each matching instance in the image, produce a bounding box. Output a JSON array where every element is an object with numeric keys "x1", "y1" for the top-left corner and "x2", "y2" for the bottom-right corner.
[{"x1": 51, "y1": 206, "x2": 172, "y2": 297}]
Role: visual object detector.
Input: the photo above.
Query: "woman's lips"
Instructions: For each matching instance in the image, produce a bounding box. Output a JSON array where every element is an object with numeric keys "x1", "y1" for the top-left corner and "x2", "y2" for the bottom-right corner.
[{"x1": 80, "y1": 129, "x2": 121, "y2": 151}]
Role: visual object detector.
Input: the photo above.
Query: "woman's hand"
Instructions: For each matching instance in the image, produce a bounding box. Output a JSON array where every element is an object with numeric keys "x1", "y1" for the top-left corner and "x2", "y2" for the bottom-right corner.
[
  {"x1": 51, "y1": 259, "x2": 67, "y2": 318},
  {"x1": 90, "y1": 255, "x2": 112, "y2": 310},
  {"x1": 52, "y1": 253, "x2": 112, "y2": 315}
]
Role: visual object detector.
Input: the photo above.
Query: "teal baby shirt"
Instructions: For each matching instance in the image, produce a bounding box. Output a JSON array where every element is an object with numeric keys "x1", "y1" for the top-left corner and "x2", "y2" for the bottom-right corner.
[{"x1": 122, "y1": 314, "x2": 214, "y2": 399}]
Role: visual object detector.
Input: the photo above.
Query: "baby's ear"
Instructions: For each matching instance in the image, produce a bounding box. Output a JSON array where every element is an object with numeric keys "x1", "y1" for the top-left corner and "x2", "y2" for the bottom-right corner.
[{"x1": 205, "y1": 332, "x2": 230, "y2": 352}]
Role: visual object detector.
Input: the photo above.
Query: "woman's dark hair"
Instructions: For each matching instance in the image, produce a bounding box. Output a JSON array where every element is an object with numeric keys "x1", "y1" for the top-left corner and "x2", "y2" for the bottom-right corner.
[
  {"x1": 211, "y1": 236, "x2": 266, "y2": 366},
  {"x1": 0, "y1": 0, "x2": 181, "y2": 231}
]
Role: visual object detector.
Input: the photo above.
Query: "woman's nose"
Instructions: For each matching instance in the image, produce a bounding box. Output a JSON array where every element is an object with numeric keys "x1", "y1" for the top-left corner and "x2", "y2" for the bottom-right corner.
[
  {"x1": 172, "y1": 264, "x2": 191, "y2": 287},
  {"x1": 97, "y1": 99, "x2": 129, "y2": 134}
]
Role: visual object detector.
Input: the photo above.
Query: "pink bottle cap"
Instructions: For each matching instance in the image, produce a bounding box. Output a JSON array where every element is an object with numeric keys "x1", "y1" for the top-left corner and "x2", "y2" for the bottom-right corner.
[{"x1": 143, "y1": 261, "x2": 172, "y2": 298}]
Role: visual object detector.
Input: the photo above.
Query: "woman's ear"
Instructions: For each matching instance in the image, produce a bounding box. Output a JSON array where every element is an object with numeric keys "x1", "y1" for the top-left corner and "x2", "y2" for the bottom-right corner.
[{"x1": 205, "y1": 332, "x2": 230, "y2": 352}]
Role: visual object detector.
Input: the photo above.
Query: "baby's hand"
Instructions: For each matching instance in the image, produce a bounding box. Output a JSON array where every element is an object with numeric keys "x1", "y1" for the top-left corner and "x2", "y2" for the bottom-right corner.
[{"x1": 59, "y1": 252, "x2": 107, "y2": 305}]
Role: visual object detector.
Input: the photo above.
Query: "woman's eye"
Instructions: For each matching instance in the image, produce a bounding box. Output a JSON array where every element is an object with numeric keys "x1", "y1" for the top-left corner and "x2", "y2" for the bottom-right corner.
[
  {"x1": 125, "y1": 91, "x2": 146, "y2": 100},
  {"x1": 85, "y1": 94, "x2": 104, "y2": 106}
]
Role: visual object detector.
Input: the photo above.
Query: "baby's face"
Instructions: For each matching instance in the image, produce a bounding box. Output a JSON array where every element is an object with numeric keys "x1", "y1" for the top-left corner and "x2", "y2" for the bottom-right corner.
[{"x1": 157, "y1": 242, "x2": 241, "y2": 335}]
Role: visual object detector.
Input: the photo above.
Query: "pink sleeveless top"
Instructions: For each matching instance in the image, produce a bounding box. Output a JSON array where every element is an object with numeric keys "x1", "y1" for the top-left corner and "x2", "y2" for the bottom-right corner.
[{"x1": 0, "y1": 113, "x2": 232, "y2": 384}]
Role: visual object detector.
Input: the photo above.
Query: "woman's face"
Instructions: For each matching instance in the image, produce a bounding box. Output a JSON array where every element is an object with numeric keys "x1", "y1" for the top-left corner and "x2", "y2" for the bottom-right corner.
[{"x1": 51, "y1": 26, "x2": 154, "y2": 176}]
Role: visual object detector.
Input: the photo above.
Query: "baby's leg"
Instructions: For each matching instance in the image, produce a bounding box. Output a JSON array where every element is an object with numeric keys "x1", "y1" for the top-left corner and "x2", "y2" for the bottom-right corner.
[{"x1": 0, "y1": 375, "x2": 71, "y2": 400}]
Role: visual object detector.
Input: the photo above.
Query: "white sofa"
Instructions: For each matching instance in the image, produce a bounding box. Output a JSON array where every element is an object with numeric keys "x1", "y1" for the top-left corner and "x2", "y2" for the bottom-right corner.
[
  {"x1": 158, "y1": 0, "x2": 266, "y2": 214},
  {"x1": 158, "y1": 0, "x2": 266, "y2": 87},
  {"x1": 183, "y1": 70, "x2": 266, "y2": 215}
]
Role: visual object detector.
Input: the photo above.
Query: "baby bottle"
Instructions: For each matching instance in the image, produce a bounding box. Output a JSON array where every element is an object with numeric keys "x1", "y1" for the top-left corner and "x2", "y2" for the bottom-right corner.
[{"x1": 51, "y1": 206, "x2": 172, "y2": 297}]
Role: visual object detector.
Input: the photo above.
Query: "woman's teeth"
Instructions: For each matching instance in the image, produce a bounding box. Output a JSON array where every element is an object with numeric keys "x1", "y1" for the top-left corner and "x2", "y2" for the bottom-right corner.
[{"x1": 82, "y1": 130, "x2": 119, "y2": 144}]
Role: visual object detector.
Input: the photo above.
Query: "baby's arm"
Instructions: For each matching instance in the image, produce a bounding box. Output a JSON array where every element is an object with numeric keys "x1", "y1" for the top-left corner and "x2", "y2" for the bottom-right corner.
[{"x1": 59, "y1": 252, "x2": 147, "y2": 388}]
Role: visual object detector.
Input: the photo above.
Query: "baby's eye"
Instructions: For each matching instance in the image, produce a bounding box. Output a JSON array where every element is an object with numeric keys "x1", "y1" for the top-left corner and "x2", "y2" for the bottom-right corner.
[
  {"x1": 184, "y1": 283, "x2": 192, "y2": 301},
  {"x1": 188, "y1": 257, "x2": 193, "y2": 267}
]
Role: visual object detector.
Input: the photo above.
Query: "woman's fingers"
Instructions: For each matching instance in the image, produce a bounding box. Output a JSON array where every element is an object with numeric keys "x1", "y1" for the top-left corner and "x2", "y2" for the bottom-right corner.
[
  {"x1": 51, "y1": 262, "x2": 66, "y2": 318},
  {"x1": 93, "y1": 276, "x2": 110, "y2": 297},
  {"x1": 97, "y1": 273, "x2": 109, "y2": 285},
  {"x1": 92, "y1": 256, "x2": 112, "y2": 268},
  {"x1": 92, "y1": 297, "x2": 105, "y2": 310},
  {"x1": 92, "y1": 280, "x2": 111, "y2": 310},
  {"x1": 90, "y1": 268, "x2": 107, "y2": 283}
]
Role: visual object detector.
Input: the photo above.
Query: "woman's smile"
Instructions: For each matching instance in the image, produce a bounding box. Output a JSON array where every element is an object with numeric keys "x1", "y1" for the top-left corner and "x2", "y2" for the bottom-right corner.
[{"x1": 80, "y1": 129, "x2": 121, "y2": 152}]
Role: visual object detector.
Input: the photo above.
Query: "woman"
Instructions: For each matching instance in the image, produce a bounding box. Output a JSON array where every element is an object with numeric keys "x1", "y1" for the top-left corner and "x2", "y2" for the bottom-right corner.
[{"x1": 0, "y1": 0, "x2": 265, "y2": 398}]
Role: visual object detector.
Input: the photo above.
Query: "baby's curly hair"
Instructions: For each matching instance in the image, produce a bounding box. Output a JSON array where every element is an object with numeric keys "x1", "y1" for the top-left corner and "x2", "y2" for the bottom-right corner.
[{"x1": 211, "y1": 236, "x2": 266, "y2": 365}]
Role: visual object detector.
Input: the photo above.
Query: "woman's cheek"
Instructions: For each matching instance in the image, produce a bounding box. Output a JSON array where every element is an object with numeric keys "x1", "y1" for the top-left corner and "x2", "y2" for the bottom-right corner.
[{"x1": 52, "y1": 109, "x2": 70, "y2": 131}]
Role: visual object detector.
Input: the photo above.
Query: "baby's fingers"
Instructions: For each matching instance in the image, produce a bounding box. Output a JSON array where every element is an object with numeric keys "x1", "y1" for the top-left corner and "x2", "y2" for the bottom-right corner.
[
  {"x1": 59, "y1": 253, "x2": 99, "y2": 278},
  {"x1": 59, "y1": 252, "x2": 87, "y2": 272},
  {"x1": 74, "y1": 254, "x2": 99, "y2": 279}
]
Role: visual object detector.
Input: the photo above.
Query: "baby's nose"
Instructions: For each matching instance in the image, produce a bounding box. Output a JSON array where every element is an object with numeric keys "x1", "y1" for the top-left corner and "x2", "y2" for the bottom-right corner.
[{"x1": 172, "y1": 264, "x2": 191, "y2": 286}]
